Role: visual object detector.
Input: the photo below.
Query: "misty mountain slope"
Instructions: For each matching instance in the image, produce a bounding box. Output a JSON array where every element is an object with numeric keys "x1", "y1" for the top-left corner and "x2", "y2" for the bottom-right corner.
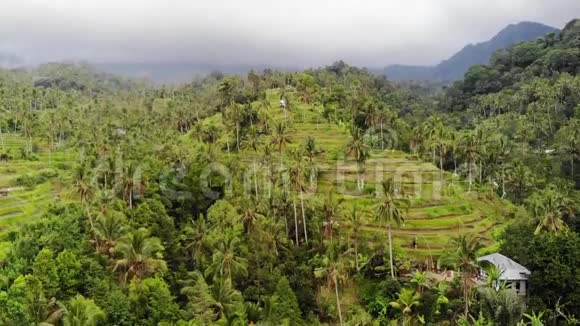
[{"x1": 385, "y1": 21, "x2": 559, "y2": 81}]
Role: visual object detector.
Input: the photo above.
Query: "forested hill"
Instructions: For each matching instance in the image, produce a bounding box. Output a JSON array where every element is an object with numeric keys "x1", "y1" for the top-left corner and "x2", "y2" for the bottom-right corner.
[
  {"x1": 0, "y1": 21, "x2": 578, "y2": 325},
  {"x1": 0, "y1": 62, "x2": 145, "y2": 94},
  {"x1": 441, "y1": 18, "x2": 580, "y2": 112},
  {"x1": 385, "y1": 21, "x2": 559, "y2": 81}
]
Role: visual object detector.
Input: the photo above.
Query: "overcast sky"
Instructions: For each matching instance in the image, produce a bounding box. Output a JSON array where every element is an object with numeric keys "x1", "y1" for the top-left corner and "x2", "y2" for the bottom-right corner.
[{"x1": 1, "y1": 0, "x2": 579, "y2": 68}]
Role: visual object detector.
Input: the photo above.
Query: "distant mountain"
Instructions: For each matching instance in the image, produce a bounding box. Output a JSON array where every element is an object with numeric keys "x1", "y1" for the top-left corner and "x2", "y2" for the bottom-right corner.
[{"x1": 384, "y1": 21, "x2": 559, "y2": 81}]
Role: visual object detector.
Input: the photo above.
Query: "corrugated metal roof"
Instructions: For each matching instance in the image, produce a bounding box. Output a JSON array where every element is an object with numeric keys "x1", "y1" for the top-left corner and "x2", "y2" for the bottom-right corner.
[{"x1": 478, "y1": 253, "x2": 531, "y2": 281}]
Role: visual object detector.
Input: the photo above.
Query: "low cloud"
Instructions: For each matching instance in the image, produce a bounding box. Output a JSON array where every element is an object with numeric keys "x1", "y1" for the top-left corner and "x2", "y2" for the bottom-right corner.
[{"x1": 1, "y1": 0, "x2": 579, "y2": 68}]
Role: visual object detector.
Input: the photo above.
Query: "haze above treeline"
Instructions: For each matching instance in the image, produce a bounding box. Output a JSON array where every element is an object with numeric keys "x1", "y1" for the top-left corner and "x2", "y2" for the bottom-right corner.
[{"x1": 0, "y1": 0, "x2": 579, "y2": 82}]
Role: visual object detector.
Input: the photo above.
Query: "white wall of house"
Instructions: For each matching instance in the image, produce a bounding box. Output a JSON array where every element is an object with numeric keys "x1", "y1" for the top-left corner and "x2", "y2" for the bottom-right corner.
[{"x1": 506, "y1": 280, "x2": 527, "y2": 296}]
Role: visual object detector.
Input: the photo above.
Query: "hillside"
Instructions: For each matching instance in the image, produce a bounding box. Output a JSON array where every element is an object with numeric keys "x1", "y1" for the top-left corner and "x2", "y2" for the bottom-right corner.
[{"x1": 385, "y1": 21, "x2": 559, "y2": 81}]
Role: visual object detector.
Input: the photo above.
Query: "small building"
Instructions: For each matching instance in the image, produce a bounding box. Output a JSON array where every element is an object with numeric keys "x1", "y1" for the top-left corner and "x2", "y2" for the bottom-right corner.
[{"x1": 477, "y1": 253, "x2": 531, "y2": 296}]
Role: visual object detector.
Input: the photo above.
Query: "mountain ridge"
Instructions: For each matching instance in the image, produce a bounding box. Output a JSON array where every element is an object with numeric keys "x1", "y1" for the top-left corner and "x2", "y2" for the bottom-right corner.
[{"x1": 384, "y1": 21, "x2": 559, "y2": 81}]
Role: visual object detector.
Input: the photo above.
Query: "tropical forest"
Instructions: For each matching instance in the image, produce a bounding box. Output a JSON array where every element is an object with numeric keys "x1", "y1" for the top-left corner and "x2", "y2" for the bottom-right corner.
[{"x1": 0, "y1": 15, "x2": 579, "y2": 326}]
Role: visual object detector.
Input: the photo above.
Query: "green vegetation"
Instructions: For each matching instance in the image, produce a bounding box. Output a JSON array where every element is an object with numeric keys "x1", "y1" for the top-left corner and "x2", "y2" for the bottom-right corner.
[{"x1": 0, "y1": 19, "x2": 578, "y2": 325}]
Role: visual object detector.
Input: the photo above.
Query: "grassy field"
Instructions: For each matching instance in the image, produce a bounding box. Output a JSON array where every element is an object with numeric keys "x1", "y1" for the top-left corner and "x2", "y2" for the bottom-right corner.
[{"x1": 0, "y1": 133, "x2": 75, "y2": 235}]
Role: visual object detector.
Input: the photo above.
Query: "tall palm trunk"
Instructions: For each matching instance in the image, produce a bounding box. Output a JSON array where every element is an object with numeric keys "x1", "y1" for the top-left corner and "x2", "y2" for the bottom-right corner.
[
  {"x1": 354, "y1": 234, "x2": 359, "y2": 271},
  {"x1": 334, "y1": 280, "x2": 344, "y2": 326},
  {"x1": 388, "y1": 223, "x2": 395, "y2": 279},
  {"x1": 300, "y1": 190, "x2": 308, "y2": 243},
  {"x1": 236, "y1": 124, "x2": 240, "y2": 151},
  {"x1": 439, "y1": 148, "x2": 444, "y2": 182},
  {"x1": 253, "y1": 160, "x2": 259, "y2": 196},
  {"x1": 501, "y1": 167, "x2": 506, "y2": 199},
  {"x1": 0, "y1": 126, "x2": 4, "y2": 153},
  {"x1": 293, "y1": 197, "x2": 299, "y2": 246},
  {"x1": 468, "y1": 160, "x2": 473, "y2": 193},
  {"x1": 463, "y1": 272, "x2": 469, "y2": 318},
  {"x1": 380, "y1": 122, "x2": 384, "y2": 151}
]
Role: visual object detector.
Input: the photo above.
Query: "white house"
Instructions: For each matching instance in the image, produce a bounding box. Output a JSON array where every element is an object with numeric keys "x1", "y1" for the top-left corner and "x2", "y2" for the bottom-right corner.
[{"x1": 477, "y1": 253, "x2": 531, "y2": 296}]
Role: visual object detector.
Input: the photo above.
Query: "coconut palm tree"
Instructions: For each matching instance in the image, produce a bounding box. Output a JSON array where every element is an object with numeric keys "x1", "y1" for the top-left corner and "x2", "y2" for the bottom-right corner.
[
  {"x1": 376, "y1": 178, "x2": 408, "y2": 279},
  {"x1": 323, "y1": 190, "x2": 343, "y2": 241},
  {"x1": 440, "y1": 234, "x2": 484, "y2": 318},
  {"x1": 73, "y1": 162, "x2": 95, "y2": 229},
  {"x1": 205, "y1": 235, "x2": 248, "y2": 282},
  {"x1": 183, "y1": 215, "x2": 212, "y2": 267},
  {"x1": 93, "y1": 211, "x2": 127, "y2": 256},
  {"x1": 114, "y1": 228, "x2": 167, "y2": 281},
  {"x1": 63, "y1": 295, "x2": 106, "y2": 326},
  {"x1": 118, "y1": 160, "x2": 143, "y2": 210},
  {"x1": 181, "y1": 271, "x2": 244, "y2": 323},
  {"x1": 303, "y1": 136, "x2": 322, "y2": 189},
  {"x1": 410, "y1": 270, "x2": 429, "y2": 293},
  {"x1": 289, "y1": 148, "x2": 309, "y2": 243},
  {"x1": 389, "y1": 288, "x2": 421, "y2": 325},
  {"x1": 346, "y1": 126, "x2": 369, "y2": 191},
  {"x1": 240, "y1": 199, "x2": 265, "y2": 235},
  {"x1": 312, "y1": 243, "x2": 350, "y2": 326},
  {"x1": 556, "y1": 118, "x2": 580, "y2": 178},
  {"x1": 461, "y1": 133, "x2": 480, "y2": 192},
  {"x1": 271, "y1": 122, "x2": 292, "y2": 167},
  {"x1": 225, "y1": 103, "x2": 244, "y2": 151},
  {"x1": 505, "y1": 160, "x2": 534, "y2": 204},
  {"x1": 526, "y1": 189, "x2": 572, "y2": 235},
  {"x1": 347, "y1": 204, "x2": 365, "y2": 271}
]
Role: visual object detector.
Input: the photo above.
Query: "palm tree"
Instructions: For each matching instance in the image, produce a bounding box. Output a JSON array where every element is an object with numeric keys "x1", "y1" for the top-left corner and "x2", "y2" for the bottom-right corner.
[
  {"x1": 483, "y1": 264, "x2": 505, "y2": 289},
  {"x1": 63, "y1": 295, "x2": 106, "y2": 326},
  {"x1": 181, "y1": 271, "x2": 244, "y2": 323},
  {"x1": 242, "y1": 125, "x2": 263, "y2": 196},
  {"x1": 433, "y1": 125, "x2": 449, "y2": 182},
  {"x1": 461, "y1": 133, "x2": 480, "y2": 192},
  {"x1": 410, "y1": 270, "x2": 429, "y2": 293},
  {"x1": 183, "y1": 215, "x2": 212, "y2": 266},
  {"x1": 93, "y1": 211, "x2": 127, "y2": 256},
  {"x1": 346, "y1": 204, "x2": 365, "y2": 271},
  {"x1": 346, "y1": 126, "x2": 369, "y2": 191},
  {"x1": 506, "y1": 160, "x2": 534, "y2": 204},
  {"x1": 526, "y1": 189, "x2": 571, "y2": 235},
  {"x1": 322, "y1": 190, "x2": 343, "y2": 241},
  {"x1": 389, "y1": 288, "x2": 421, "y2": 325},
  {"x1": 117, "y1": 160, "x2": 143, "y2": 210},
  {"x1": 303, "y1": 136, "x2": 322, "y2": 189},
  {"x1": 289, "y1": 149, "x2": 308, "y2": 244},
  {"x1": 114, "y1": 228, "x2": 167, "y2": 281},
  {"x1": 225, "y1": 103, "x2": 244, "y2": 151},
  {"x1": 409, "y1": 126, "x2": 425, "y2": 155},
  {"x1": 240, "y1": 199, "x2": 265, "y2": 235},
  {"x1": 205, "y1": 236, "x2": 248, "y2": 282},
  {"x1": 271, "y1": 122, "x2": 292, "y2": 167},
  {"x1": 440, "y1": 234, "x2": 484, "y2": 318},
  {"x1": 73, "y1": 162, "x2": 95, "y2": 229},
  {"x1": 313, "y1": 243, "x2": 350, "y2": 326},
  {"x1": 376, "y1": 178, "x2": 408, "y2": 279},
  {"x1": 556, "y1": 118, "x2": 579, "y2": 178}
]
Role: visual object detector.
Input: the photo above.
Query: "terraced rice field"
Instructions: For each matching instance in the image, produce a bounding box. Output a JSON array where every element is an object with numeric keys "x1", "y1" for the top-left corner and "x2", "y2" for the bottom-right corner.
[
  {"x1": 223, "y1": 89, "x2": 514, "y2": 261},
  {"x1": 0, "y1": 133, "x2": 76, "y2": 234}
]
